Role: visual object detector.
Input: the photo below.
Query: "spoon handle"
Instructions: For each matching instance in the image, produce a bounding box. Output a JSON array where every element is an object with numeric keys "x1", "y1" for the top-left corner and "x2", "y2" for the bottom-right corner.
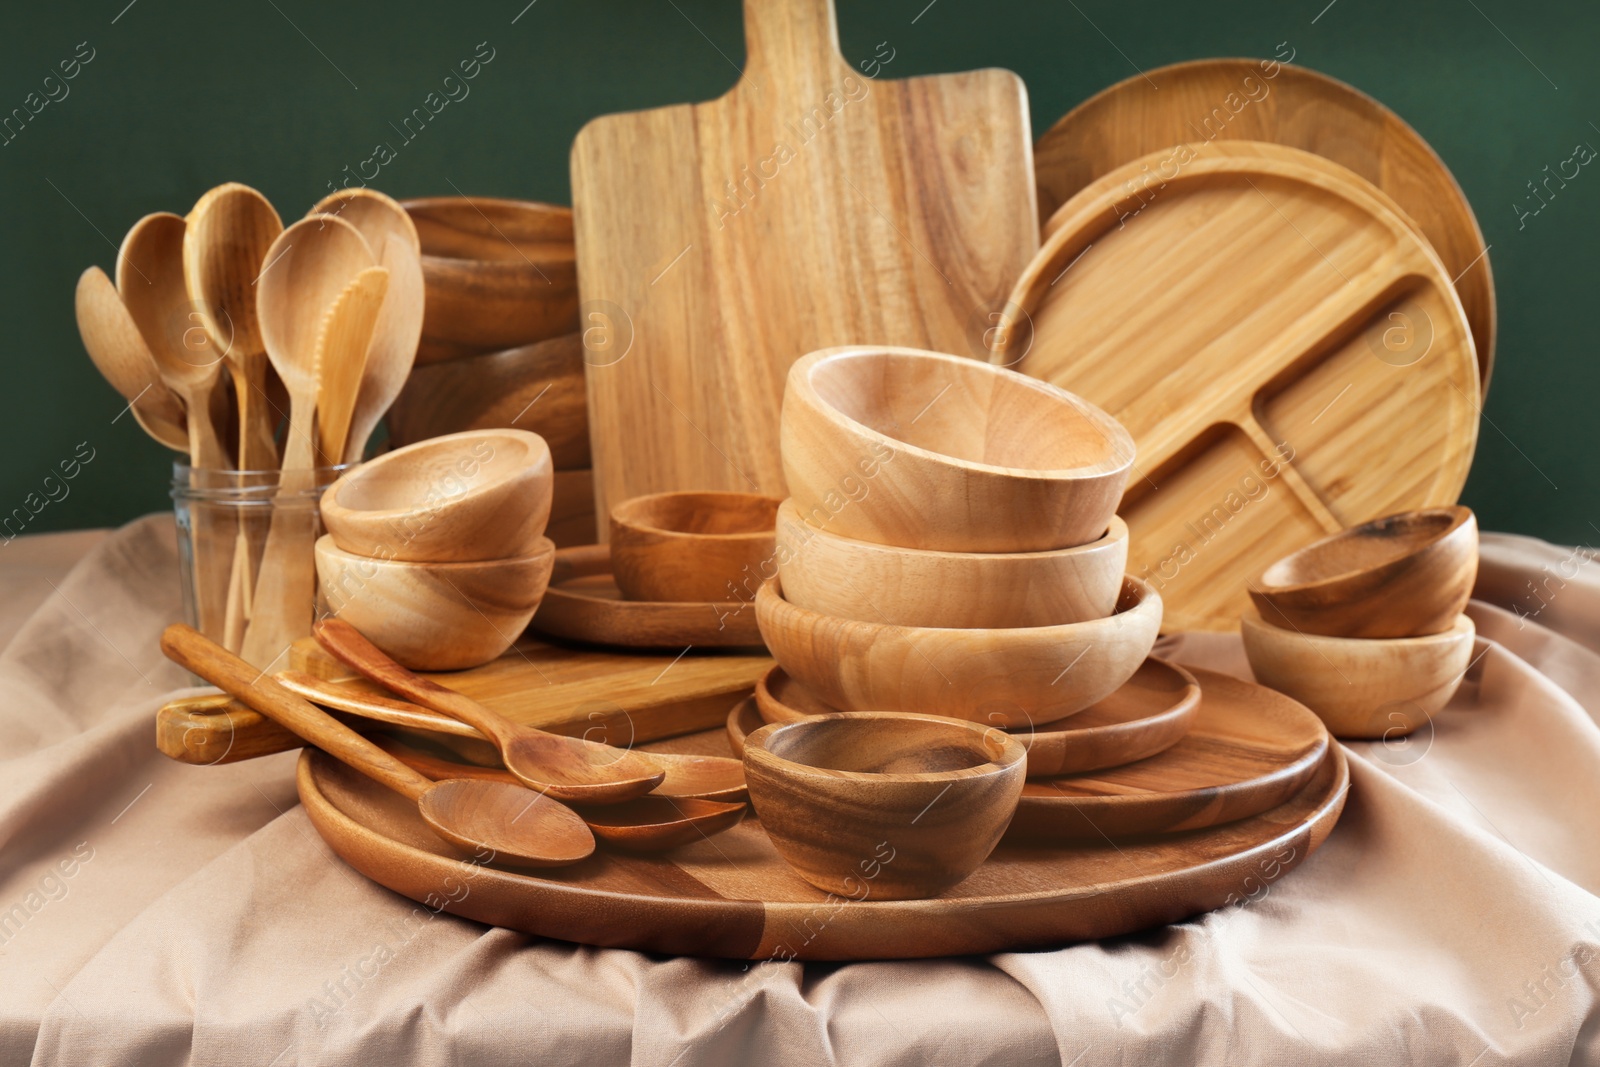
[{"x1": 161, "y1": 623, "x2": 434, "y2": 802}]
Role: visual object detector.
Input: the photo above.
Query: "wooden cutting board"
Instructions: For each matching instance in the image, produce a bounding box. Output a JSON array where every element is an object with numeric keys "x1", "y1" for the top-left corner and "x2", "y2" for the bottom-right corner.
[
  {"x1": 299, "y1": 728, "x2": 1347, "y2": 959},
  {"x1": 992, "y1": 143, "x2": 1478, "y2": 632},
  {"x1": 570, "y1": 0, "x2": 1037, "y2": 521},
  {"x1": 1032, "y1": 58, "x2": 1495, "y2": 391}
]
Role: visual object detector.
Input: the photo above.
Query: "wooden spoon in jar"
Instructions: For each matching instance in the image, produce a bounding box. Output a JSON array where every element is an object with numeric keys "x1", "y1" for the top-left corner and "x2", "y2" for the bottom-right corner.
[
  {"x1": 313, "y1": 617, "x2": 666, "y2": 803},
  {"x1": 75, "y1": 265, "x2": 188, "y2": 451},
  {"x1": 161, "y1": 623, "x2": 595, "y2": 867}
]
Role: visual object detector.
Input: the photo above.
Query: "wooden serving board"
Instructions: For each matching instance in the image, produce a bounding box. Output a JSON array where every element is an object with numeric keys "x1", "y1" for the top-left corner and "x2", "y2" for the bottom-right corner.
[
  {"x1": 570, "y1": 0, "x2": 1037, "y2": 520},
  {"x1": 299, "y1": 731, "x2": 1347, "y2": 959},
  {"x1": 993, "y1": 142, "x2": 1478, "y2": 632},
  {"x1": 1032, "y1": 58, "x2": 1495, "y2": 391}
]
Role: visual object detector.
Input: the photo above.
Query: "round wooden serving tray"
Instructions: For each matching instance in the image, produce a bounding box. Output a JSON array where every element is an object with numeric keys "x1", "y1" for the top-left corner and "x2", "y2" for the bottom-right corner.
[
  {"x1": 298, "y1": 739, "x2": 1348, "y2": 960},
  {"x1": 993, "y1": 142, "x2": 1478, "y2": 633}
]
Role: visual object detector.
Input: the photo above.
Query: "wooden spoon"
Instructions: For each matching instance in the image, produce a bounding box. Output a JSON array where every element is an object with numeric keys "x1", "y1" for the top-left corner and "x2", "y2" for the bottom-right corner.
[
  {"x1": 313, "y1": 617, "x2": 666, "y2": 804},
  {"x1": 75, "y1": 265, "x2": 188, "y2": 450},
  {"x1": 310, "y1": 189, "x2": 426, "y2": 463},
  {"x1": 184, "y1": 183, "x2": 284, "y2": 471},
  {"x1": 276, "y1": 668, "x2": 747, "y2": 801},
  {"x1": 314, "y1": 265, "x2": 388, "y2": 465},
  {"x1": 161, "y1": 623, "x2": 594, "y2": 867},
  {"x1": 369, "y1": 735, "x2": 746, "y2": 852}
]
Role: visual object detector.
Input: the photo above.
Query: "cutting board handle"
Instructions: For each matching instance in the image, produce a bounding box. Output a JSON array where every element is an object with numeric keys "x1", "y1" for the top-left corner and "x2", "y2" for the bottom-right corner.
[{"x1": 740, "y1": 0, "x2": 848, "y2": 91}]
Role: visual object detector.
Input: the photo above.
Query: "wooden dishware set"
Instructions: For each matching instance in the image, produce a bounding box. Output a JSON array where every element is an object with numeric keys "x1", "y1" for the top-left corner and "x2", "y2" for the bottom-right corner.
[{"x1": 124, "y1": 0, "x2": 1508, "y2": 958}]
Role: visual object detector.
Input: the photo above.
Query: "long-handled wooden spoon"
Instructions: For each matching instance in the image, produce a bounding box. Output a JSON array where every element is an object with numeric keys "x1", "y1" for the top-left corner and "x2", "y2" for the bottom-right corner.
[
  {"x1": 313, "y1": 617, "x2": 666, "y2": 803},
  {"x1": 310, "y1": 189, "x2": 426, "y2": 463},
  {"x1": 276, "y1": 669, "x2": 748, "y2": 801},
  {"x1": 75, "y1": 265, "x2": 188, "y2": 451},
  {"x1": 162, "y1": 623, "x2": 595, "y2": 866},
  {"x1": 314, "y1": 265, "x2": 388, "y2": 465}
]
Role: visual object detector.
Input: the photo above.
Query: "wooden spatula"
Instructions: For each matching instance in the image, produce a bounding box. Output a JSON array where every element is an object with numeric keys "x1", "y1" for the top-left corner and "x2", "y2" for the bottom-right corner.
[
  {"x1": 570, "y1": 0, "x2": 1037, "y2": 518},
  {"x1": 314, "y1": 265, "x2": 389, "y2": 465}
]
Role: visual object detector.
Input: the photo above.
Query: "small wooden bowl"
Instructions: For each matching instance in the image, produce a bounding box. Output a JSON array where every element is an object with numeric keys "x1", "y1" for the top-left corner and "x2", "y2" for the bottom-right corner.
[
  {"x1": 1249, "y1": 506, "x2": 1478, "y2": 638},
  {"x1": 755, "y1": 575, "x2": 1161, "y2": 727},
  {"x1": 315, "y1": 535, "x2": 555, "y2": 671},
  {"x1": 743, "y1": 713, "x2": 1026, "y2": 900},
  {"x1": 402, "y1": 197, "x2": 578, "y2": 355},
  {"x1": 780, "y1": 346, "x2": 1136, "y2": 552},
  {"x1": 610, "y1": 491, "x2": 782, "y2": 603},
  {"x1": 1241, "y1": 614, "x2": 1476, "y2": 738},
  {"x1": 321, "y1": 429, "x2": 553, "y2": 563},
  {"x1": 776, "y1": 500, "x2": 1128, "y2": 628}
]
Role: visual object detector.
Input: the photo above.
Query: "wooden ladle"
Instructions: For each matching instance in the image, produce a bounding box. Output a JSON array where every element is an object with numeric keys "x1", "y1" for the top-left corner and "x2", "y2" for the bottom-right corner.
[
  {"x1": 313, "y1": 617, "x2": 666, "y2": 804},
  {"x1": 161, "y1": 623, "x2": 595, "y2": 867},
  {"x1": 75, "y1": 265, "x2": 188, "y2": 451}
]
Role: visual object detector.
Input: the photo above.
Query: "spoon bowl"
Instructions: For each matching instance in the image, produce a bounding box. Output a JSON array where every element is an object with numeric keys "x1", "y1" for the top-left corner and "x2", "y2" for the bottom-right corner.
[{"x1": 75, "y1": 265, "x2": 188, "y2": 451}]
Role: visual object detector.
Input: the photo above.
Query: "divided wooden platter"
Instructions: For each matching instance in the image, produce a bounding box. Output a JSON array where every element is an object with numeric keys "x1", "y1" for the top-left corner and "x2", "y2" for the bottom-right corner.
[
  {"x1": 571, "y1": 0, "x2": 1037, "y2": 521},
  {"x1": 298, "y1": 728, "x2": 1347, "y2": 959},
  {"x1": 156, "y1": 634, "x2": 770, "y2": 765},
  {"x1": 530, "y1": 545, "x2": 765, "y2": 649},
  {"x1": 992, "y1": 142, "x2": 1478, "y2": 632},
  {"x1": 1032, "y1": 58, "x2": 1494, "y2": 389}
]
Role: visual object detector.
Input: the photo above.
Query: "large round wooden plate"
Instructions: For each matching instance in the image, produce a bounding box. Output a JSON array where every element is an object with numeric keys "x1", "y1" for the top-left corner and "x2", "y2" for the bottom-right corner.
[
  {"x1": 299, "y1": 738, "x2": 1347, "y2": 960},
  {"x1": 1032, "y1": 58, "x2": 1494, "y2": 390},
  {"x1": 993, "y1": 142, "x2": 1478, "y2": 633}
]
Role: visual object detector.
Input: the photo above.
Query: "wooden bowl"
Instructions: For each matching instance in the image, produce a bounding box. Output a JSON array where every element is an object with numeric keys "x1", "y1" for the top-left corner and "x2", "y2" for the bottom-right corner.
[
  {"x1": 1249, "y1": 506, "x2": 1478, "y2": 638},
  {"x1": 401, "y1": 197, "x2": 578, "y2": 355},
  {"x1": 610, "y1": 491, "x2": 782, "y2": 603},
  {"x1": 754, "y1": 575, "x2": 1161, "y2": 727},
  {"x1": 743, "y1": 713, "x2": 1026, "y2": 900},
  {"x1": 315, "y1": 535, "x2": 555, "y2": 671},
  {"x1": 1241, "y1": 614, "x2": 1476, "y2": 738},
  {"x1": 321, "y1": 429, "x2": 553, "y2": 563},
  {"x1": 775, "y1": 499, "x2": 1128, "y2": 628},
  {"x1": 780, "y1": 346, "x2": 1135, "y2": 552}
]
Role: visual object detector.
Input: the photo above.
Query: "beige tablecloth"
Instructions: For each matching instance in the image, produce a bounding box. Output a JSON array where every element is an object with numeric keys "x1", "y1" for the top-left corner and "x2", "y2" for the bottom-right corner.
[{"x1": 3, "y1": 515, "x2": 1599, "y2": 1065}]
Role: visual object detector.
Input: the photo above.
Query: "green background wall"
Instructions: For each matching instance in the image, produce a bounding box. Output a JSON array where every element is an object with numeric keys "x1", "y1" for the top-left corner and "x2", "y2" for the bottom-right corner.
[{"x1": 3, "y1": 0, "x2": 1594, "y2": 543}]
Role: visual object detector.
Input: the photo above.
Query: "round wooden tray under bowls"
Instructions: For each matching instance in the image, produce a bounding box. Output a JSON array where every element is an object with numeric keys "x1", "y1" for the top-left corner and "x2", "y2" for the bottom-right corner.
[
  {"x1": 1242, "y1": 613, "x2": 1476, "y2": 739},
  {"x1": 748, "y1": 659, "x2": 1199, "y2": 777},
  {"x1": 529, "y1": 544, "x2": 765, "y2": 649},
  {"x1": 774, "y1": 500, "x2": 1129, "y2": 629},
  {"x1": 401, "y1": 196, "x2": 578, "y2": 359},
  {"x1": 611, "y1": 491, "x2": 782, "y2": 604},
  {"x1": 992, "y1": 142, "x2": 1478, "y2": 633},
  {"x1": 298, "y1": 730, "x2": 1348, "y2": 959},
  {"x1": 1032, "y1": 57, "x2": 1494, "y2": 391},
  {"x1": 1250, "y1": 506, "x2": 1478, "y2": 638},
  {"x1": 315, "y1": 535, "x2": 556, "y2": 671},
  {"x1": 781, "y1": 346, "x2": 1136, "y2": 553},
  {"x1": 321, "y1": 428, "x2": 553, "y2": 563},
  {"x1": 754, "y1": 576, "x2": 1161, "y2": 727}
]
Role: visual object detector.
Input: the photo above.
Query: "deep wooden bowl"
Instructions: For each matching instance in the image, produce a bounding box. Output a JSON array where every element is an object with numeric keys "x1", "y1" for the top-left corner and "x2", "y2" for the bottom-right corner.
[
  {"x1": 780, "y1": 346, "x2": 1136, "y2": 552},
  {"x1": 755, "y1": 575, "x2": 1161, "y2": 727},
  {"x1": 401, "y1": 197, "x2": 578, "y2": 355},
  {"x1": 776, "y1": 499, "x2": 1128, "y2": 628},
  {"x1": 743, "y1": 713, "x2": 1026, "y2": 900},
  {"x1": 1249, "y1": 506, "x2": 1478, "y2": 638},
  {"x1": 315, "y1": 535, "x2": 555, "y2": 671},
  {"x1": 1241, "y1": 613, "x2": 1475, "y2": 738},
  {"x1": 610, "y1": 491, "x2": 782, "y2": 603},
  {"x1": 321, "y1": 429, "x2": 553, "y2": 563}
]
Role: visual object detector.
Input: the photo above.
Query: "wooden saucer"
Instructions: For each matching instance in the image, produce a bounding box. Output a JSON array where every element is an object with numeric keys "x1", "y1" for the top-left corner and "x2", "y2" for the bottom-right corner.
[
  {"x1": 299, "y1": 729, "x2": 1348, "y2": 959},
  {"x1": 529, "y1": 544, "x2": 765, "y2": 648},
  {"x1": 751, "y1": 659, "x2": 1200, "y2": 777}
]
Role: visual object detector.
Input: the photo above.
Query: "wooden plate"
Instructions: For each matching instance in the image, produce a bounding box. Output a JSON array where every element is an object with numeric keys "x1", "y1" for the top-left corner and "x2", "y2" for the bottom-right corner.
[
  {"x1": 528, "y1": 544, "x2": 765, "y2": 649},
  {"x1": 1032, "y1": 58, "x2": 1494, "y2": 389},
  {"x1": 993, "y1": 142, "x2": 1478, "y2": 632},
  {"x1": 299, "y1": 733, "x2": 1348, "y2": 960},
  {"x1": 750, "y1": 659, "x2": 1200, "y2": 777}
]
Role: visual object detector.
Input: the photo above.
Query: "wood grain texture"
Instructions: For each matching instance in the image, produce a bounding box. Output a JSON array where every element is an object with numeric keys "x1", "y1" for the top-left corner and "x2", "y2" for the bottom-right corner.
[
  {"x1": 571, "y1": 0, "x2": 1037, "y2": 519},
  {"x1": 755, "y1": 576, "x2": 1160, "y2": 726},
  {"x1": 1032, "y1": 57, "x2": 1495, "y2": 391},
  {"x1": 385, "y1": 334, "x2": 589, "y2": 469},
  {"x1": 298, "y1": 722, "x2": 1348, "y2": 959},
  {"x1": 1242, "y1": 613, "x2": 1476, "y2": 738},
  {"x1": 1250, "y1": 506, "x2": 1478, "y2": 638},
  {"x1": 610, "y1": 491, "x2": 781, "y2": 603},
  {"x1": 548, "y1": 469, "x2": 598, "y2": 548},
  {"x1": 993, "y1": 142, "x2": 1478, "y2": 633},
  {"x1": 530, "y1": 544, "x2": 766, "y2": 649}
]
